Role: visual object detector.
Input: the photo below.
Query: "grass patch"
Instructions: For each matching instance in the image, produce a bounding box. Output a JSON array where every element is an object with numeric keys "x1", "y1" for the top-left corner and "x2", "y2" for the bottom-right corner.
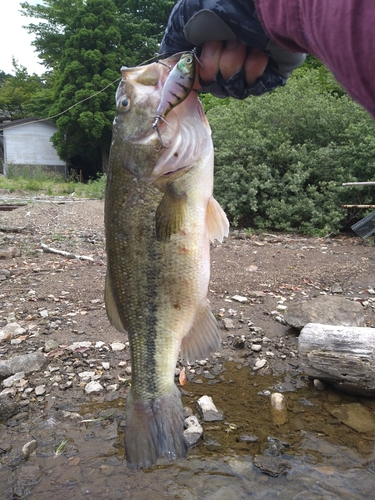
[{"x1": 0, "y1": 164, "x2": 107, "y2": 200}]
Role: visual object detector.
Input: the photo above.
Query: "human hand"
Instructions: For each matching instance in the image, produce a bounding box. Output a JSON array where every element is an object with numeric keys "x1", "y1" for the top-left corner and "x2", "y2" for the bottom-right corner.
[{"x1": 160, "y1": 0, "x2": 305, "y2": 98}]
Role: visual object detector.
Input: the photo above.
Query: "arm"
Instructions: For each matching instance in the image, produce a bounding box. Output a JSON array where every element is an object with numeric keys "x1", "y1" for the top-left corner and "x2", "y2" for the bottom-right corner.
[{"x1": 254, "y1": 0, "x2": 375, "y2": 116}]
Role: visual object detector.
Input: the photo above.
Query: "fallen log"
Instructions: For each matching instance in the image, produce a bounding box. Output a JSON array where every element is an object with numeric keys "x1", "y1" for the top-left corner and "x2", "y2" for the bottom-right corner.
[{"x1": 298, "y1": 323, "x2": 375, "y2": 397}]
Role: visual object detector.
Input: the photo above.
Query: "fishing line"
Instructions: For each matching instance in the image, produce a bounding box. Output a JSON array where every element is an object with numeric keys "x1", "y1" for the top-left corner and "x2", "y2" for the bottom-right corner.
[{"x1": 1, "y1": 51, "x2": 198, "y2": 132}]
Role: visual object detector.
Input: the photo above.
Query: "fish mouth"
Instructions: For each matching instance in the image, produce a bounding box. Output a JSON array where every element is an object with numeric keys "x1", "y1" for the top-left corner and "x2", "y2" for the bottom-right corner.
[{"x1": 162, "y1": 166, "x2": 187, "y2": 177}]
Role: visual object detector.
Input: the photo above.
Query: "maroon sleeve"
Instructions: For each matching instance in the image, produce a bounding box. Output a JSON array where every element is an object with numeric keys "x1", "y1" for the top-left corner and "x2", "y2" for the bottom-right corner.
[{"x1": 254, "y1": 0, "x2": 375, "y2": 117}]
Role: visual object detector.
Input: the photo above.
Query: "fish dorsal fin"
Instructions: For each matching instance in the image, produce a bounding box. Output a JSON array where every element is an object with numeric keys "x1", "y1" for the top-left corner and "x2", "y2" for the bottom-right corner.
[
  {"x1": 180, "y1": 301, "x2": 221, "y2": 364},
  {"x1": 206, "y1": 196, "x2": 229, "y2": 243},
  {"x1": 105, "y1": 273, "x2": 126, "y2": 333},
  {"x1": 155, "y1": 187, "x2": 187, "y2": 241}
]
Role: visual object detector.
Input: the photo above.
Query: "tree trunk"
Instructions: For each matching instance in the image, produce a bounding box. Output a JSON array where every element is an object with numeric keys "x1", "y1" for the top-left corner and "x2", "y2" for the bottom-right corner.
[
  {"x1": 101, "y1": 145, "x2": 109, "y2": 175},
  {"x1": 298, "y1": 323, "x2": 375, "y2": 396}
]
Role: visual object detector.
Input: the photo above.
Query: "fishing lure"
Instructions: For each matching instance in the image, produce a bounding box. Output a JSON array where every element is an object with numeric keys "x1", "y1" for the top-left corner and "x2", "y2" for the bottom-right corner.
[{"x1": 153, "y1": 52, "x2": 196, "y2": 148}]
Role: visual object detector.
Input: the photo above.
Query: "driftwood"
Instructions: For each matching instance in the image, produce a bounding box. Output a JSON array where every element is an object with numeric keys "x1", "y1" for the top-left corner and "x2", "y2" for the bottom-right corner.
[
  {"x1": 298, "y1": 323, "x2": 375, "y2": 396},
  {"x1": 40, "y1": 243, "x2": 94, "y2": 262}
]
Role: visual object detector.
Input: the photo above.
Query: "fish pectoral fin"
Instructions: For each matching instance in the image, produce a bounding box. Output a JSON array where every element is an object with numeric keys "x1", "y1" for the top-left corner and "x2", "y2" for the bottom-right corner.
[
  {"x1": 104, "y1": 273, "x2": 126, "y2": 333},
  {"x1": 155, "y1": 187, "x2": 187, "y2": 241},
  {"x1": 206, "y1": 196, "x2": 229, "y2": 243},
  {"x1": 180, "y1": 302, "x2": 221, "y2": 364}
]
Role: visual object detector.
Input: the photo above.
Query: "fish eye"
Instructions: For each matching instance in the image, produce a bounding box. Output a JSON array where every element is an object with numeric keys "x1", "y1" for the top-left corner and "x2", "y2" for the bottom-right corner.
[
  {"x1": 185, "y1": 57, "x2": 192, "y2": 64},
  {"x1": 118, "y1": 97, "x2": 130, "y2": 112}
]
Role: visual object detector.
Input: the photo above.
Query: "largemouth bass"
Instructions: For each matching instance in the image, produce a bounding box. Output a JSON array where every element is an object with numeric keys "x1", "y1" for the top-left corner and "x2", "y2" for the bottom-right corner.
[{"x1": 104, "y1": 59, "x2": 229, "y2": 470}]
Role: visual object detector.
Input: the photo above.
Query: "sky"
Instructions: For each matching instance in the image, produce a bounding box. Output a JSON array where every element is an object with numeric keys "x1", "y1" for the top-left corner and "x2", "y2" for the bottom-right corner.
[{"x1": 0, "y1": 0, "x2": 44, "y2": 76}]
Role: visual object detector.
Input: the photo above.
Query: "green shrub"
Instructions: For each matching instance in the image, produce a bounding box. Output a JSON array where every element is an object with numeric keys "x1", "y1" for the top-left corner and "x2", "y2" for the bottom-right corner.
[{"x1": 208, "y1": 69, "x2": 375, "y2": 234}]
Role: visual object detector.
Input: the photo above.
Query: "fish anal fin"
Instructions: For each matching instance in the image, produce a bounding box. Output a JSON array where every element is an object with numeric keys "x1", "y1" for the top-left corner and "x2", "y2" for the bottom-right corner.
[
  {"x1": 156, "y1": 187, "x2": 187, "y2": 241},
  {"x1": 181, "y1": 302, "x2": 221, "y2": 364},
  {"x1": 104, "y1": 273, "x2": 126, "y2": 333},
  {"x1": 206, "y1": 197, "x2": 229, "y2": 243}
]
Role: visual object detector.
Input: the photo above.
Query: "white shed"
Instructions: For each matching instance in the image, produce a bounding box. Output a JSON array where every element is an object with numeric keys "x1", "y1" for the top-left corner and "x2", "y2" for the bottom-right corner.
[{"x1": 1, "y1": 118, "x2": 66, "y2": 177}]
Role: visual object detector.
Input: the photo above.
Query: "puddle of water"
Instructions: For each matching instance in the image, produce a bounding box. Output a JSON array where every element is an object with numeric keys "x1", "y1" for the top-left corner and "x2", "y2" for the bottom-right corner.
[{"x1": 1, "y1": 362, "x2": 375, "y2": 499}]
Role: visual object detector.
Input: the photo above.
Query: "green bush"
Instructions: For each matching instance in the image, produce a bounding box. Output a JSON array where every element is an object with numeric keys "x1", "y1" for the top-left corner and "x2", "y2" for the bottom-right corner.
[{"x1": 208, "y1": 69, "x2": 375, "y2": 234}]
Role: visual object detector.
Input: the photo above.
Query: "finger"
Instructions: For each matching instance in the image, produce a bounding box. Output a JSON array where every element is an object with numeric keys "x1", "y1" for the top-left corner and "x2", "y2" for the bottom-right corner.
[
  {"x1": 194, "y1": 41, "x2": 224, "y2": 89},
  {"x1": 244, "y1": 48, "x2": 269, "y2": 85},
  {"x1": 219, "y1": 40, "x2": 247, "y2": 82}
]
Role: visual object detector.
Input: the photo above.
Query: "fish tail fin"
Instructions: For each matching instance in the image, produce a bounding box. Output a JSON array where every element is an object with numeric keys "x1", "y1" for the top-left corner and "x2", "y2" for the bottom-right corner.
[{"x1": 124, "y1": 386, "x2": 188, "y2": 470}]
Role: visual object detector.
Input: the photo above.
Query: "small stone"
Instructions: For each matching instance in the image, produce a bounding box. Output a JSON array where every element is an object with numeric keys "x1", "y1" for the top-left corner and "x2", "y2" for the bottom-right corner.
[
  {"x1": 2, "y1": 372, "x2": 25, "y2": 388},
  {"x1": 124, "y1": 366, "x2": 132, "y2": 376},
  {"x1": 0, "y1": 322, "x2": 26, "y2": 342},
  {"x1": 270, "y1": 393, "x2": 288, "y2": 426},
  {"x1": 313, "y1": 379, "x2": 326, "y2": 391},
  {"x1": 39, "y1": 310, "x2": 49, "y2": 318},
  {"x1": 251, "y1": 344, "x2": 262, "y2": 352},
  {"x1": 102, "y1": 362, "x2": 110, "y2": 370},
  {"x1": 276, "y1": 304, "x2": 287, "y2": 311},
  {"x1": 183, "y1": 415, "x2": 203, "y2": 446},
  {"x1": 232, "y1": 336, "x2": 246, "y2": 349},
  {"x1": 21, "y1": 439, "x2": 38, "y2": 458},
  {"x1": 331, "y1": 282, "x2": 343, "y2": 294},
  {"x1": 223, "y1": 318, "x2": 235, "y2": 330},
  {"x1": 44, "y1": 339, "x2": 59, "y2": 353},
  {"x1": 85, "y1": 381, "x2": 104, "y2": 394},
  {"x1": 35, "y1": 385, "x2": 46, "y2": 396},
  {"x1": 110, "y1": 342, "x2": 126, "y2": 351},
  {"x1": 231, "y1": 295, "x2": 248, "y2": 303},
  {"x1": 0, "y1": 394, "x2": 20, "y2": 420},
  {"x1": 106, "y1": 384, "x2": 118, "y2": 391},
  {"x1": 239, "y1": 434, "x2": 259, "y2": 443},
  {"x1": 253, "y1": 359, "x2": 267, "y2": 371},
  {"x1": 78, "y1": 371, "x2": 96, "y2": 381}
]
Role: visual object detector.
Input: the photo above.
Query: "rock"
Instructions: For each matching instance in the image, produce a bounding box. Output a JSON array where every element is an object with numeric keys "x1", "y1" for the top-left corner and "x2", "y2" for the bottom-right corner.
[
  {"x1": 270, "y1": 393, "x2": 288, "y2": 426},
  {"x1": 197, "y1": 395, "x2": 224, "y2": 421},
  {"x1": 0, "y1": 395, "x2": 20, "y2": 421},
  {"x1": 253, "y1": 455, "x2": 290, "y2": 477},
  {"x1": 110, "y1": 342, "x2": 126, "y2": 351},
  {"x1": 2, "y1": 372, "x2": 25, "y2": 388},
  {"x1": 0, "y1": 351, "x2": 47, "y2": 378},
  {"x1": 85, "y1": 381, "x2": 104, "y2": 394},
  {"x1": 330, "y1": 403, "x2": 375, "y2": 433},
  {"x1": 222, "y1": 318, "x2": 235, "y2": 330},
  {"x1": 251, "y1": 344, "x2": 262, "y2": 352},
  {"x1": 183, "y1": 415, "x2": 203, "y2": 446},
  {"x1": 0, "y1": 322, "x2": 27, "y2": 342},
  {"x1": 39, "y1": 309, "x2": 49, "y2": 318},
  {"x1": 284, "y1": 295, "x2": 365, "y2": 331},
  {"x1": 21, "y1": 439, "x2": 38, "y2": 458},
  {"x1": 102, "y1": 362, "x2": 110, "y2": 370}
]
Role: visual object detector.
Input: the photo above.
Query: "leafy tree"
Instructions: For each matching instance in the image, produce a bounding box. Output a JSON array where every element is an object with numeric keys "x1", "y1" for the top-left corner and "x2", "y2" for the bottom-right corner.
[
  {"x1": 48, "y1": 0, "x2": 126, "y2": 174},
  {"x1": 21, "y1": 0, "x2": 84, "y2": 70},
  {"x1": 0, "y1": 59, "x2": 42, "y2": 119},
  {"x1": 208, "y1": 69, "x2": 375, "y2": 235}
]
